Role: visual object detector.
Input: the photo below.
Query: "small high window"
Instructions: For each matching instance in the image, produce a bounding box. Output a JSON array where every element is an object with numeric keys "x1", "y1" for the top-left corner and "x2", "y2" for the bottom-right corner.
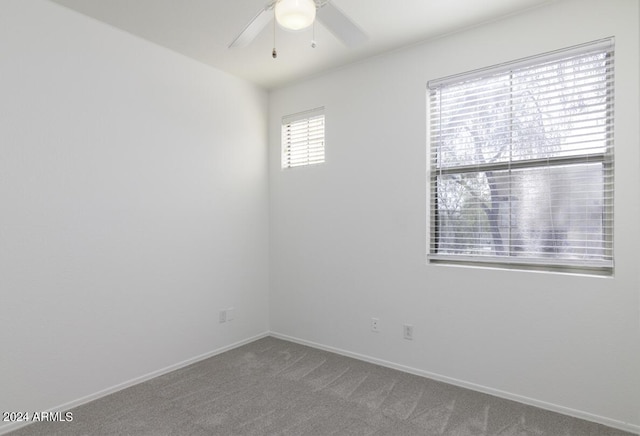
[{"x1": 281, "y1": 107, "x2": 325, "y2": 169}]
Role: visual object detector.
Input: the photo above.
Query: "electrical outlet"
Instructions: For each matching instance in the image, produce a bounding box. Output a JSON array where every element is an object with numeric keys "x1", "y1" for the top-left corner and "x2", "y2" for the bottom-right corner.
[
  {"x1": 371, "y1": 317, "x2": 380, "y2": 332},
  {"x1": 219, "y1": 310, "x2": 227, "y2": 323},
  {"x1": 227, "y1": 307, "x2": 234, "y2": 321},
  {"x1": 403, "y1": 324, "x2": 414, "y2": 340}
]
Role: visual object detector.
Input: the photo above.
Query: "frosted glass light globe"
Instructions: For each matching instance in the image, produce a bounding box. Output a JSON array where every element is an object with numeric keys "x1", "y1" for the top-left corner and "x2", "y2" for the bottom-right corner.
[{"x1": 275, "y1": 0, "x2": 316, "y2": 31}]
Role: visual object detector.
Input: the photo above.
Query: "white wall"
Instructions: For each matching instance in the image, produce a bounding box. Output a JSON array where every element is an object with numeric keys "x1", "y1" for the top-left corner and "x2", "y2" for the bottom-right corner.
[
  {"x1": 1, "y1": 0, "x2": 638, "y2": 433},
  {"x1": 269, "y1": 0, "x2": 640, "y2": 431},
  {"x1": 0, "y1": 0, "x2": 269, "y2": 432}
]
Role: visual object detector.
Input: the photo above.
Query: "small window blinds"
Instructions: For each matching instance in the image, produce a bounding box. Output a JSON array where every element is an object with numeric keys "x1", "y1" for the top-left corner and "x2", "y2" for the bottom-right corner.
[
  {"x1": 281, "y1": 107, "x2": 325, "y2": 169},
  {"x1": 427, "y1": 38, "x2": 614, "y2": 273}
]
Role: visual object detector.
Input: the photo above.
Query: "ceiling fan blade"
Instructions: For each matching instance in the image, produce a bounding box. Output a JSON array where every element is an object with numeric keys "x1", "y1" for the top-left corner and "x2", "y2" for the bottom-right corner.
[
  {"x1": 316, "y1": 2, "x2": 368, "y2": 48},
  {"x1": 228, "y1": 6, "x2": 273, "y2": 49}
]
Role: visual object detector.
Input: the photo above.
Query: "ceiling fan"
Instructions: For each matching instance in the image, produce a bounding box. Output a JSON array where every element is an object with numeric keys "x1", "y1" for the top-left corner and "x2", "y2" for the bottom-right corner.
[{"x1": 228, "y1": 0, "x2": 368, "y2": 52}]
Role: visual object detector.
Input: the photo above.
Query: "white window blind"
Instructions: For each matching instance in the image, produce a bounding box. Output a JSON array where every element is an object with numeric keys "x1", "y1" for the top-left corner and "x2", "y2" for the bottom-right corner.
[
  {"x1": 282, "y1": 107, "x2": 325, "y2": 169},
  {"x1": 428, "y1": 39, "x2": 614, "y2": 273}
]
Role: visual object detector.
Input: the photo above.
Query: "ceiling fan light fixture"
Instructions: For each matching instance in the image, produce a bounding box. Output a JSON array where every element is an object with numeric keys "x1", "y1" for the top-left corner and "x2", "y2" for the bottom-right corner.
[{"x1": 275, "y1": 0, "x2": 316, "y2": 31}]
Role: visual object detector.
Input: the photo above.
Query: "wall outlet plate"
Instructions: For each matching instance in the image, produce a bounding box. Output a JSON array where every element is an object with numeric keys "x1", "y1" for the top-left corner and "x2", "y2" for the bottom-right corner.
[
  {"x1": 403, "y1": 324, "x2": 414, "y2": 340},
  {"x1": 371, "y1": 317, "x2": 380, "y2": 332}
]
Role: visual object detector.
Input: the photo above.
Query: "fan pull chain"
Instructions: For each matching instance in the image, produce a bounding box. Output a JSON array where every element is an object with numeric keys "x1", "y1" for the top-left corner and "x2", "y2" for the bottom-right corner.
[
  {"x1": 272, "y1": 9, "x2": 278, "y2": 59},
  {"x1": 311, "y1": 21, "x2": 317, "y2": 48}
]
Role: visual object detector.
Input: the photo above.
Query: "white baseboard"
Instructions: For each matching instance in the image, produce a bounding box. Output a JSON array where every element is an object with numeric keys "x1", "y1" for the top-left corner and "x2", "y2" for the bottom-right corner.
[
  {"x1": 0, "y1": 332, "x2": 270, "y2": 436},
  {"x1": 269, "y1": 331, "x2": 640, "y2": 435}
]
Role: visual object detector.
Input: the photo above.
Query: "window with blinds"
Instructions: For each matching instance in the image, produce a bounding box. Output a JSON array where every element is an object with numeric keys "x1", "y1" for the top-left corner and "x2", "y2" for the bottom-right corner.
[
  {"x1": 427, "y1": 39, "x2": 614, "y2": 274},
  {"x1": 281, "y1": 107, "x2": 325, "y2": 169}
]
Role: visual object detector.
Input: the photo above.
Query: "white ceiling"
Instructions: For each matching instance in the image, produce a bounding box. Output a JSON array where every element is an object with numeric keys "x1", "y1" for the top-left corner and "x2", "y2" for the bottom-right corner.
[{"x1": 50, "y1": 0, "x2": 555, "y2": 89}]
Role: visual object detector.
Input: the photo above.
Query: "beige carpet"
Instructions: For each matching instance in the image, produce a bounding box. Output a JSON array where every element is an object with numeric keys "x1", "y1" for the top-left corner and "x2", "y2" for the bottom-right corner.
[{"x1": 9, "y1": 336, "x2": 635, "y2": 435}]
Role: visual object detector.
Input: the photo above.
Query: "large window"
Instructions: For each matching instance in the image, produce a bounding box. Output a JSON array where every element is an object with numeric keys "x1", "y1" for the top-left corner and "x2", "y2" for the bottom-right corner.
[
  {"x1": 428, "y1": 39, "x2": 614, "y2": 274},
  {"x1": 281, "y1": 107, "x2": 325, "y2": 169}
]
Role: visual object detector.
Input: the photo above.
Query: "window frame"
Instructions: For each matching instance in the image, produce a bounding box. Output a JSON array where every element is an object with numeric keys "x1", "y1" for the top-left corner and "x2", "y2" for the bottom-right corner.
[
  {"x1": 281, "y1": 107, "x2": 325, "y2": 169},
  {"x1": 427, "y1": 39, "x2": 615, "y2": 275}
]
